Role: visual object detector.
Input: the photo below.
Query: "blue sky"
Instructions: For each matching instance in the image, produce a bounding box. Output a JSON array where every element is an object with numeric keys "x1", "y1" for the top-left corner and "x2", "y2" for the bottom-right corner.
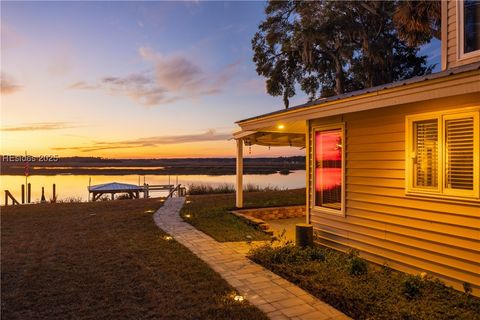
[{"x1": 1, "y1": 1, "x2": 440, "y2": 158}]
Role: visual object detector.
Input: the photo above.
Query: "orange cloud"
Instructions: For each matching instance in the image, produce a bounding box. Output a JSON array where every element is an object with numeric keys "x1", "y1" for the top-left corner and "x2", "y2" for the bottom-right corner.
[
  {"x1": 1, "y1": 122, "x2": 78, "y2": 132},
  {"x1": 52, "y1": 129, "x2": 232, "y2": 152},
  {"x1": 69, "y1": 48, "x2": 238, "y2": 106},
  {"x1": 0, "y1": 73, "x2": 21, "y2": 95}
]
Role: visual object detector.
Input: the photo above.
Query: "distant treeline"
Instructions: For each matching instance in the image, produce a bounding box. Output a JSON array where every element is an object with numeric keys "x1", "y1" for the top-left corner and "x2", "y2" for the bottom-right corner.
[{"x1": 1, "y1": 156, "x2": 306, "y2": 176}]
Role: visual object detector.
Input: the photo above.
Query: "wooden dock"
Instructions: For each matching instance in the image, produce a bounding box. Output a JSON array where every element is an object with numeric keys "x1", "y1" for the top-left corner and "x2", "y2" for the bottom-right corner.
[{"x1": 88, "y1": 182, "x2": 186, "y2": 201}]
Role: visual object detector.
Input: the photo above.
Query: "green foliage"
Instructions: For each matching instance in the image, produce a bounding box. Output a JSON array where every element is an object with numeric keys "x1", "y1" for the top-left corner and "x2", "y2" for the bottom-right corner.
[
  {"x1": 249, "y1": 244, "x2": 480, "y2": 320},
  {"x1": 346, "y1": 249, "x2": 368, "y2": 276},
  {"x1": 402, "y1": 275, "x2": 423, "y2": 299},
  {"x1": 252, "y1": 1, "x2": 433, "y2": 107},
  {"x1": 464, "y1": 282, "x2": 473, "y2": 296},
  {"x1": 252, "y1": 244, "x2": 325, "y2": 265}
]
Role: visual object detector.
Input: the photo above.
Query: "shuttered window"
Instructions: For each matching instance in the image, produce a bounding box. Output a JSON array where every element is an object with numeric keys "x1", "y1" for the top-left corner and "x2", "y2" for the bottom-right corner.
[
  {"x1": 413, "y1": 119, "x2": 439, "y2": 189},
  {"x1": 445, "y1": 116, "x2": 474, "y2": 190},
  {"x1": 406, "y1": 109, "x2": 479, "y2": 199}
]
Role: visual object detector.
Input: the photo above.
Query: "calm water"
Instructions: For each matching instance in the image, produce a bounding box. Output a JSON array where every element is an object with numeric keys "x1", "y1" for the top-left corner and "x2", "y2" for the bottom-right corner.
[{"x1": 0, "y1": 171, "x2": 306, "y2": 205}]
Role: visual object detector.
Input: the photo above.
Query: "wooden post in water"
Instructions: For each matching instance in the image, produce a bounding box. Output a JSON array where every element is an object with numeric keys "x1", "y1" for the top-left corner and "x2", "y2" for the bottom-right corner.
[
  {"x1": 27, "y1": 183, "x2": 31, "y2": 203},
  {"x1": 21, "y1": 184, "x2": 25, "y2": 204},
  {"x1": 41, "y1": 187, "x2": 46, "y2": 203},
  {"x1": 52, "y1": 184, "x2": 56, "y2": 203}
]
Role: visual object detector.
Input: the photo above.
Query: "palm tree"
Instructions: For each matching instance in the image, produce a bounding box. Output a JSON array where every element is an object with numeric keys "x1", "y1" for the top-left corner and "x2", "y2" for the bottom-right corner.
[{"x1": 393, "y1": 0, "x2": 441, "y2": 47}]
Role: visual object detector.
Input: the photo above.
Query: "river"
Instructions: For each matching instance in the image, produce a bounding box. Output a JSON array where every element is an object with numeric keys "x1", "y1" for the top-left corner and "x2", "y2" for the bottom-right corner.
[{"x1": 1, "y1": 171, "x2": 306, "y2": 205}]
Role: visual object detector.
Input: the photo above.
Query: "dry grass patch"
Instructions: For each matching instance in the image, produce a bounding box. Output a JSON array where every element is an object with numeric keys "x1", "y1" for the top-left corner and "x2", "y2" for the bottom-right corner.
[{"x1": 1, "y1": 199, "x2": 267, "y2": 320}]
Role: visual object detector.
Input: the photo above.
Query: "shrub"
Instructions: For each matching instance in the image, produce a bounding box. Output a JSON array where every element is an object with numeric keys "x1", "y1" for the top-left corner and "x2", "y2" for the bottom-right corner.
[
  {"x1": 346, "y1": 249, "x2": 368, "y2": 276},
  {"x1": 402, "y1": 274, "x2": 423, "y2": 300},
  {"x1": 249, "y1": 243, "x2": 480, "y2": 320},
  {"x1": 250, "y1": 244, "x2": 325, "y2": 266},
  {"x1": 464, "y1": 282, "x2": 473, "y2": 295}
]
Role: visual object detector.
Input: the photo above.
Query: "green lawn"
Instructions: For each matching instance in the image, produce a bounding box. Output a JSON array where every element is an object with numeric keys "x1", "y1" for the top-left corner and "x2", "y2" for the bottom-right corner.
[
  {"x1": 249, "y1": 244, "x2": 480, "y2": 320},
  {"x1": 1, "y1": 199, "x2": 268, "y2": 320},
  {"x1": 180, "y1": 188, "x2": 305, "y2": 242}
]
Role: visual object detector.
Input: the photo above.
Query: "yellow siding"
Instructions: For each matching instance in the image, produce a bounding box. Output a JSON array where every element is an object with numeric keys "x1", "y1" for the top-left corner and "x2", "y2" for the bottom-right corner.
[
  {"x1": 446, "y1": 0, "x2": 480, "y2": 69},
  {"x1": 308, "y1": 96, "x2": 480, "y2": 295}
]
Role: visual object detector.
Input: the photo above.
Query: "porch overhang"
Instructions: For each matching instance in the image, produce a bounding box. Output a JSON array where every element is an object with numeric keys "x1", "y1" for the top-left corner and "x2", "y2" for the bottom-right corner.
[
  {"x1": 236, "y1": 63, "x2": 480, "y2": 132},
  {"x1": 232, "y1": 130, "x2": 305, "y2": 148},
  {"x1": 232, "y1": 120, "x2": 307, "y2": 209},
  {"x1": 232, "y1": 120, "x2": 307, "y2": 148}
]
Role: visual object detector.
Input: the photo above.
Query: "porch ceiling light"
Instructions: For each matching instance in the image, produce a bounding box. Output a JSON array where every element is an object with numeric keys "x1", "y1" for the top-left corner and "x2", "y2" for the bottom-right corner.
[{"x1": 277, "y1": 124, "x2": 285, "y2": 129}]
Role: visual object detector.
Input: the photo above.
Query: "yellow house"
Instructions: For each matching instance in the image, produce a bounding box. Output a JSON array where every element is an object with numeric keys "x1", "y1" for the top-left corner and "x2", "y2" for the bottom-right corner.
[{"x1": 234, "y1": 0, "x2": 480, "y2": 295}]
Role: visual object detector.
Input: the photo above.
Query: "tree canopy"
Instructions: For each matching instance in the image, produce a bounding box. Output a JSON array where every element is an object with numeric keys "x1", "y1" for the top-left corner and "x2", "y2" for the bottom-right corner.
[{"x1": 252, "y1": 1, "x2": 439, "y2": 108}]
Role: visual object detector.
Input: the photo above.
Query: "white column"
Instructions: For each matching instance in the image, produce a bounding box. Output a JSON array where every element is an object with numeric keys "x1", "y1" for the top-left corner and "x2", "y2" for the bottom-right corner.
[{"x1": 236, "y1": 139, "x2": 244, "y2": 208}]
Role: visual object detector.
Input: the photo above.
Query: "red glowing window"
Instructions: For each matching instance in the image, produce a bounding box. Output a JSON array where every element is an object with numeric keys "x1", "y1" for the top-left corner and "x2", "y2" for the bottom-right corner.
[{"x1": 314, "y1": 129, "x2": 343, "y2": 211}]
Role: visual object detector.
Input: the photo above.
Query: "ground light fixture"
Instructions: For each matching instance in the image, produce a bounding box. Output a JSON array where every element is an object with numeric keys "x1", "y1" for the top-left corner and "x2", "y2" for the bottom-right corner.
[
  {"x1": 144, "y1": 210, "x2": 155, "y2": 213},
  {"x1": 233, "y1": 295, "x2": 245, "y2": 302},
  {"x1": 164, "y1": 236, "x2": 173, "y2": 241},
  {"x1": 184, "y1": 214, "x2": 192, "y2": 218}
]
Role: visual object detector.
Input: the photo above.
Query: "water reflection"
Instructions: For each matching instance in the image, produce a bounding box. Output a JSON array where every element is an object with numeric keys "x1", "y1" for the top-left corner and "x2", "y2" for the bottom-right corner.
[{"x1": 0, "y1": 171, "x2": 306, "y2": 205}]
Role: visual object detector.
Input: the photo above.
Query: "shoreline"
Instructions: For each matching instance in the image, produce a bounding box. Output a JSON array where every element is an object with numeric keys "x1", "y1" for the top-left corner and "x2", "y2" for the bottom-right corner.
[{"x1": 0, "y1": 168, "x2": 300, "y2": 176}]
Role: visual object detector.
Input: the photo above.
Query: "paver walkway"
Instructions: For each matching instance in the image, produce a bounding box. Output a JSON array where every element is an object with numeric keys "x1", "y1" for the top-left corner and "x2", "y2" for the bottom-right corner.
[{"x1": 153, "y1": 197, "x2": 350, "y2": 320}]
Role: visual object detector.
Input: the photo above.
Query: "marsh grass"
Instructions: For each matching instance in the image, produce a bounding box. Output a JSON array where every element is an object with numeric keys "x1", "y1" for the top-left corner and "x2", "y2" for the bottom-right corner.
[{"x1": 187, "y1": 183, "x2": 283, "y2": 195}]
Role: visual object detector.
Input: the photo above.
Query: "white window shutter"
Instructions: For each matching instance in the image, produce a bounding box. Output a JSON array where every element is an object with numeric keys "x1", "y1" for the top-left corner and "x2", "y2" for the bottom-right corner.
[
  {"x1": 445, "y1": 117, "x2": 475, "y2": 190},
  {"x1": 413, "y1": 119, "x2": 439, "y2": 188}
]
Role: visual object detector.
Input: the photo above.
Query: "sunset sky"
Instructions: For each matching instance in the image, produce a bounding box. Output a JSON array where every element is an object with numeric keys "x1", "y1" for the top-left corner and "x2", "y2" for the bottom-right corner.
[{"x1": 1, "y1": 1, "x2": 440, "y2": 159}]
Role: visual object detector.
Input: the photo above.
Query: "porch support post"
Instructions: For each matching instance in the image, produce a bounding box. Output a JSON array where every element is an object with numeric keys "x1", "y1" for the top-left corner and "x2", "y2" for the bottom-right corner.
[{"x1": 236, "y1": 139, "x2": 244, "y2": 208}]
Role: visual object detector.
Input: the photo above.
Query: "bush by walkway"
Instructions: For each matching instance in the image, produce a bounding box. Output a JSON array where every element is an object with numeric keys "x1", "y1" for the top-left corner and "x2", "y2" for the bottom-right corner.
[{"x1": 249, "y1": 244, "x2": 480, "y2": 320}]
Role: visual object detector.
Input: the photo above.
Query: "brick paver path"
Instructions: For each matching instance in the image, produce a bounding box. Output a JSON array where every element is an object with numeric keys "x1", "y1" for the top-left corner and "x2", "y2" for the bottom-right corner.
[{"x1": 153, "y1": 197, "x2": 350, "y2": 320}]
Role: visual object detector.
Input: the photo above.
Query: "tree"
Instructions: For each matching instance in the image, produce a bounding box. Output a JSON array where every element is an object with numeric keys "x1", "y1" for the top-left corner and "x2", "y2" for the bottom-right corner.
[
  {"x1": 393, "y1": 0, "x2": 441, "y2": 47},
  {"x1": 252, "y1": 1, "x2": 434, "y2": 108},
  {"x1": 252, "y1": 1, "x2": 302, "y2": 109}
]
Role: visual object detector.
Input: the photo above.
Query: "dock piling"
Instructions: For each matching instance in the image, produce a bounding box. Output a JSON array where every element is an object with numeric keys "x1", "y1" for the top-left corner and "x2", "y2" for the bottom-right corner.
[
  {"x1": 21, "y1": 184, "x2": 25, "y2": 204},
  {"x1": 27, "y1": 183, "x2": 31, "y2": 203}
]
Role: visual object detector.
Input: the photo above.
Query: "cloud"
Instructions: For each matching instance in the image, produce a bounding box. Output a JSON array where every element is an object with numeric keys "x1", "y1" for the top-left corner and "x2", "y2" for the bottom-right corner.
[
  {"x1": 1, "y1": 73, "x2": 22, "y2": 95},
  {"x1": 47, "y1": 48, "x2": 73, "y2": 77},
  {"x1": 1, "y1": 23, "x2": 26, "y2": 50},
  {"x1": 52, "y1": 129, "x2": 231, "y2": 152},
  {"x1": 1, "y1": 122, "x2": 77, "y2": 132},
  {"x1": 69, "y1": 47, "x2": 238, "y2": 106},
  {"x1": 68, "y1": 81, "x2": 98, "y2": 90}
]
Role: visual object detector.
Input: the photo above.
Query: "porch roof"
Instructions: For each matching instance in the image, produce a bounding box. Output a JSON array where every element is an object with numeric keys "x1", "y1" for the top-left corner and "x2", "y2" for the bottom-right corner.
[{"x1": 235, "y1": 62, "x2": 480, "y2": 138}]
